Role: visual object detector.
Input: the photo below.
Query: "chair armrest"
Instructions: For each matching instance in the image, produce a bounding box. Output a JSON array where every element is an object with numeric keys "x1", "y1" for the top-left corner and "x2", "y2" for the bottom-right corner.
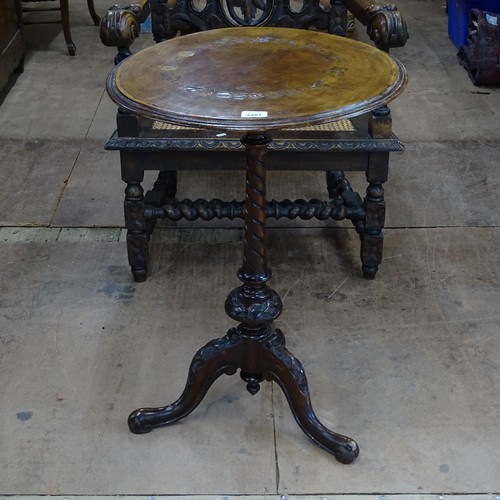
[
  {"x1": 342, "y1": 0, "x2": 409, "y2": 50},
  {"x1": 99, "y1": 0, "x2": 409, "y2": 65},
  {"x1": 99, "y1": 1, "x2": 150, "y2": 64}
]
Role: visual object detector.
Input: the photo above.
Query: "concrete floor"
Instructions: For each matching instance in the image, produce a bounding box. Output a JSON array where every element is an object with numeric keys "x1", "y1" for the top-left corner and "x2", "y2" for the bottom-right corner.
[{"x1": 0, "y1": 0, "x2": 499, "y2": 496}]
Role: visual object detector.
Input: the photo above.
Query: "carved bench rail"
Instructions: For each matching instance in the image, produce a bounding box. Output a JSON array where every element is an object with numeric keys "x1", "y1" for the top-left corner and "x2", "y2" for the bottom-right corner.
[
  {"x1": 105, "y1": 114, "x2": 405, "y2": 153},
  {"x1": 100, "y1": 0, "x2": 409, "y2": 63}
]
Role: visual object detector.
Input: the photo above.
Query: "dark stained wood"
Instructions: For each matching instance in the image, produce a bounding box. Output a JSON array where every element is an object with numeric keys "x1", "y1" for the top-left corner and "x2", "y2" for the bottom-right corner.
[
  {"x1": 100, "y1": 0, "x2": 409, "y2": 58},
  {"x1": 108, "y1": 53, "x2": 406, "y2": 281},
  {"x1": 0, "y1": 0, "x2": 24, "y2": 93},
  {"x1": 128, "y1": 131, "x2": 360, "y2": 464},
  {"x1": 110, "y1": 28, "x2": 407, "y2": 464},
  {"x1": 102, "y1": 0, "x2": 410, "y2": 282},
  {"x1": 87, "y1": 0, "x2": 100, "y2": 25},
  {"x1": 107, "y1": 27, "x2": 407, "y2": 131}
]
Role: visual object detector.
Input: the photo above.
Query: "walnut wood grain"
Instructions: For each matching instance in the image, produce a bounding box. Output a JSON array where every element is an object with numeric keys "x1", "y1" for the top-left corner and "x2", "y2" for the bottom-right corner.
[{"x1": 107, "y1": 27, "x2": 407, "y2": 131}]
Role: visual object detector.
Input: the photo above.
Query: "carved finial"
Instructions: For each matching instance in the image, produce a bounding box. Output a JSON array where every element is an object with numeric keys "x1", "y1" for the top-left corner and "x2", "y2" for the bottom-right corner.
[{"x1": 240, "y1": 371, "x2": 264, "y2": 394}]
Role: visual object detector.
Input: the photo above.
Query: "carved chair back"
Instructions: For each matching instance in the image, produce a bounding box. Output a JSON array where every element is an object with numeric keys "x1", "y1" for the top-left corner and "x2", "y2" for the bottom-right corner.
[
  {"x1": 155, "y1": 0, "x2": 351, "y2": 39},
  {"x1": 101, "y1": 0, "x2": 409, "y2": 63}
]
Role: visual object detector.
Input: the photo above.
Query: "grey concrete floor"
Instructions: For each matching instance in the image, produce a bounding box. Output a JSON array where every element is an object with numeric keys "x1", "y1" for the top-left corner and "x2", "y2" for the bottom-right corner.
[{"x1": 0, "y1": 0, "x2": 499, "y2": 496}]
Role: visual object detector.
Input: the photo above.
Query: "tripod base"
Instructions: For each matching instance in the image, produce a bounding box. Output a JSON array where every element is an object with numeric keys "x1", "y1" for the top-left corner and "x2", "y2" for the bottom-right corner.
[
  {"x1": 128, "y1": 326, "x2": 359, "y2": 465},
  {"x1": 128, "y1": 132, "x2": 358, "y2": 465}
]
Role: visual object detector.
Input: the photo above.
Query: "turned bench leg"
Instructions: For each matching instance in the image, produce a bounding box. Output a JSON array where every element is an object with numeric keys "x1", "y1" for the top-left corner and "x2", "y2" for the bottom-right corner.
[
  {"x1": 124, "y1": 179, "x2": 149, "y2": 283},
  {"x1": 360, "y1": 105, "x2": 393, "y2": 279},
  {"x1": 123, "y1": 170, "x2": 177, "y2": 283},
  {"x1": 361, "y1": 177, "x2": 386, "y2": 279},
  {"x1": 117, "y1": 109, "x2": 152, "y2": 282}
]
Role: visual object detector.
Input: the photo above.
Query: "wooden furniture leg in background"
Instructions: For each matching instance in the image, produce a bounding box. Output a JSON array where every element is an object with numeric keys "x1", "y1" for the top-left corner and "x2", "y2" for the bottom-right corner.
[
  {"x1": 23, "y1": 0, "x2": 100, "y2": 55},
  {"x1": 87, "y1": 0, "x2": 100, "y2": 25},
  {"x1": 59, "y1": 0, "x2": 75, "y2": 55}
]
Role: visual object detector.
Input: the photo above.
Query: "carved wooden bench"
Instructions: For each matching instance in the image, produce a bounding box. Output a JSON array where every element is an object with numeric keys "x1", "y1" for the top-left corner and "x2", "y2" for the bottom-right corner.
[{"x1": 100, "y1": 0, "x2": 409, "y2": 282}]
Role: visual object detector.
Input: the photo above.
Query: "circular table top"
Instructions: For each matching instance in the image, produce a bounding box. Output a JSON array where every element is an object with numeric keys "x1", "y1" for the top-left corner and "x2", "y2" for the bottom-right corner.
[{"x1": 107, "y1": 27, "x2": 407, "y2": 132}]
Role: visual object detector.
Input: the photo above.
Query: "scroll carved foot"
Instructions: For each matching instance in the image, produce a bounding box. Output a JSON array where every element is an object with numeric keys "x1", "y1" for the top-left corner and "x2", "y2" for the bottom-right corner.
[
  {"x1": 128, "y1": 329, "x2": 243, "y2": 434},
  {"x1": 262, "y1": 330, "x2": 359, "y2": 464}
]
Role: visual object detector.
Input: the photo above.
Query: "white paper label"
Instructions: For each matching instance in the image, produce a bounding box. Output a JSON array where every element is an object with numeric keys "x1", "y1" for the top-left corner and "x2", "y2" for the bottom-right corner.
[
  {"x1": 241, "y1": 111, "x2": 268, "y2": 118},
  {"x1": 486, "y1": 14, "x2": 498, "y2": 26}
]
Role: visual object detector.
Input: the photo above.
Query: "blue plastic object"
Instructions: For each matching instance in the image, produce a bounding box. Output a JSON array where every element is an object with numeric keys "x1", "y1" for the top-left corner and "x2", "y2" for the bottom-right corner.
[
  {"x1": 142, "y1": 15, "x2": 152, "y2": 33},
  {"x1": 448, "y1": 0, "x2": 500, "y2": 48}
]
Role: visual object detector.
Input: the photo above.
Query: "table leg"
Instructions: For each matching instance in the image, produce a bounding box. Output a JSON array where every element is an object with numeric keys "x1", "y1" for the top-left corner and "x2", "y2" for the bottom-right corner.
[{"x1": 127, "y1": 132, "x2": 359, "y2": 464}]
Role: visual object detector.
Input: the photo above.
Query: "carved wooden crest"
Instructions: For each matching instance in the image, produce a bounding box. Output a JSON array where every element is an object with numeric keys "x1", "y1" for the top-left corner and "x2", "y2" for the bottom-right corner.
[{"x1": 221, "y1": 0, "x2": 275, "y2": 25}]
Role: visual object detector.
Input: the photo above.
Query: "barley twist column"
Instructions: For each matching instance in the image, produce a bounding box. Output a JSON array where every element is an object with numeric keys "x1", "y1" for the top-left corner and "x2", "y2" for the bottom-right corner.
[
  {"x1": 225, "y1": 132, "x2": 283, "y2": 393},
  {"x1": 241, "y1": 133, "x2": 270, "y2": 283}
]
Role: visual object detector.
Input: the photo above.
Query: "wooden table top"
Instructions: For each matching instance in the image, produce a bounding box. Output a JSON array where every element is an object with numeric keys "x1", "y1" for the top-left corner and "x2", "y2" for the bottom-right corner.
[{"x1": 106, "y1": 27, "x2": 407, "y2": 132}]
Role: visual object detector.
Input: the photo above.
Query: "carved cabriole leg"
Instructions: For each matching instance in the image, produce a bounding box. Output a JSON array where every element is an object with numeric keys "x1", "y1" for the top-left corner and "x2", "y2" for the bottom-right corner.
[
  {"x1": 118, "y1": 109, "x2": 150, "y2": 282},
  {"x1": 127, "y1": 132, "x2": 358, "y2": 464},
  {"x1": 361, "y1": 105, "x2": 391, "y2": 279},
  {"x1": 260, "y1": 330, "x2": 359, "y2": 464},
  {"x1": 128, "y1": 329, "x2": 244, "y2": 433}
]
